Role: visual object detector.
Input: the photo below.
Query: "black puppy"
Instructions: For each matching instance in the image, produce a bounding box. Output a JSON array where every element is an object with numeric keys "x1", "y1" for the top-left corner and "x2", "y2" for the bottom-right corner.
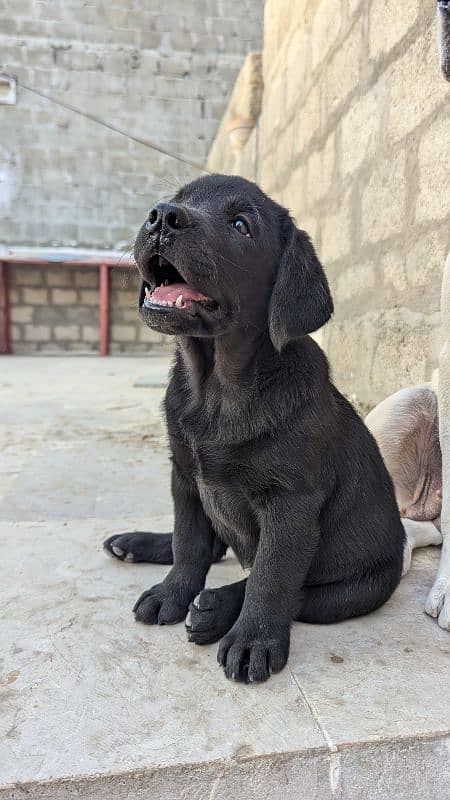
[{"x1": 105, "y1": 175, "x2": 405, "y2": 683}]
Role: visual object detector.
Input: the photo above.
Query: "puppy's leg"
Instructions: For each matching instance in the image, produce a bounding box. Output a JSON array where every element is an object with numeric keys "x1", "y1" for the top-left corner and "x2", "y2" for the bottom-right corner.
[
  {"x1": 217, "y1": 492, "x2": 323, "y2": 683},
  {"x1": 133, "y1": 461, "x2": 218, "y2": 625},
  {"x1": 185, "y1": 579, "x2": 247, "y2": 645},
  {"x1": 103, "y1": 531, "x2": 227, "y2": 565},
  {"x1": 298, "y1": 563, "x2": 401, "y2": 624},
  {"x1": 401, "y1": 519, "x2": 442, "y2": 576}
]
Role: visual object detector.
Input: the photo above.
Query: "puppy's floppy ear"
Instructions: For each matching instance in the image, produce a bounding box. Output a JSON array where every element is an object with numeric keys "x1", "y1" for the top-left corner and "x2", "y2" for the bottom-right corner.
[{"x1": 268, "y1": 223, "x2": 333, "y2": 351}]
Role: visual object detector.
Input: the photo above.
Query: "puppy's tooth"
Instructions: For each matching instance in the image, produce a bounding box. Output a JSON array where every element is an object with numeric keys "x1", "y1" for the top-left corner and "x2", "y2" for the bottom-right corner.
[
  {"x1": 175, "y1": 294, "x2": 183, "y2": 308},
  {"x1": 193, "y1": 593, "x2": 201, "y2": 609},
  {"x1": 164, "y1": 279, "x2": 169, "y2": 286},
  {"x1": 185, "y1": 610, "x2": 192, "y2": 627}
]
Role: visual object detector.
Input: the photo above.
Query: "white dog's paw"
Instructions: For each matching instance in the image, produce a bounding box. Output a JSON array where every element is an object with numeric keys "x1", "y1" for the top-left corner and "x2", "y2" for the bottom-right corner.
[{"x1": 425, "y1": 578, "x2": 450, "y2": 630}]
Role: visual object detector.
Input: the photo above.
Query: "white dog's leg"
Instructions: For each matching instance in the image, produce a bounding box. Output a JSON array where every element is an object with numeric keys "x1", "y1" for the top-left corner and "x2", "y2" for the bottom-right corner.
[
  {"x1": 438, "y1": 0, "x2": 450, "y2": 81},
  {"x1": 425, "y1": 533, "x2": 450, "y2": 627},
  {"x1": 425, "y1": 251, "x2": 450, "y2": 629},
  {"x1": 402, "y1": 519, "x2": 442, "y2": 576}
]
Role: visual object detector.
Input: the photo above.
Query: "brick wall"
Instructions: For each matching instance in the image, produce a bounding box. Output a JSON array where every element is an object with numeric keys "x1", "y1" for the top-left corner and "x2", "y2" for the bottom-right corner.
[
  {"x1": 207, "y1": 0, "x2": 450, "y2": 410},
  {"x1": 0, "y1": 0, "x2": 264, "y2": 249},
  {"x1": 9, "y1": 265, "x2": 166, "y2": 353},
  {"x1": 0, "y1": 0, "x2": 264, "y2": 353}
]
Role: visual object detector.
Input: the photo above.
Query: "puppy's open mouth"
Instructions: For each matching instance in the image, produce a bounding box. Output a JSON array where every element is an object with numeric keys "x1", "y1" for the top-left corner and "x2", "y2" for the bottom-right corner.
[{"x1": 139, "y1": 254, "x2": 218, "y2": 314}]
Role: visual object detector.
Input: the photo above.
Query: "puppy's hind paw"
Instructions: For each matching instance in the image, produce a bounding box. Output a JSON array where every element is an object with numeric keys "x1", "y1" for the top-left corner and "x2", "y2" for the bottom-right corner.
[
  {"x1": 103, "y1": 532, "x2": 173, "y2": 564},
  {"x1": 104, "y1": 533, "x2": 143, "y2": 562}
]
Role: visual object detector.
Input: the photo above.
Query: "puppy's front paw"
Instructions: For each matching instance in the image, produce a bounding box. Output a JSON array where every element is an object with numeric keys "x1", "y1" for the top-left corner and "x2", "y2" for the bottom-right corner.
[
  {"x1": 186, "y1": 581, "x2": 245, "y2": 645},
  {"x1": 133, "y1": 583, "x2": 190, "y2": 625},
  {"x1": 217, "y1": 620, "x2": 290, "y2": 683},
  {"x1": 425, "y1": 577, "x2": 450, "y2": 630}
]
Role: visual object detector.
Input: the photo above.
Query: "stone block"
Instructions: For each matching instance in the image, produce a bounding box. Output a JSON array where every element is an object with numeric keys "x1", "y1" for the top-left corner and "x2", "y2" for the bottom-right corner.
[
  {"x1": 159, "y1": 54, "x2": 191, "y2": 77},
  {"x1": 170, "y1": 30, "x2": 194, "y2": 51},
  {"x1": 116, "y1": 308, "x2": 141, "y2": 323},
  {"x1": 323, "y1": 315, "x2": 374, "y2": 402},
  {"x1": 276, "y1": 123, "x2": 295, "y2": 174},
  {"x1": 370, "y1": 310, "x2": 433, "y2": 395},
  {"x1": 24, "y1": 324, "x2": 51, "y2": 341},
  {"x1": 347, "y1": 0, "x2": 362, "y2": 18},
  {"x1": 22, "y1": 288, "x2": 48, "y2": 305},
  {"x1": 55, "y1": 48, "x2": 103, "y2": 72},
  {"x1": 284, "y1": 27, "x2": 310, "y2": 118},
  {"x1": 320, "y1": 192, "x2": 351, "y2": 263},
  {"x1": 361, "y1": 149, "x2": 406, "y2": 243},
  {"x1": 73, "y1": 270, "x2": 99, "y2": 289},
  {"x1": 111, "y1": 324, "x2": 137, "y2": 342},
  {"x1": 306, "y1": 132, "x2": 335, "y2": 205},
  {"x1": 297, "y1": 83, "x2": 321, "y2": 150},
  {"x1": 65, "y1": 307, "x2": 96, "y2": 325},
  {"x1": 282, "y1": 163, "x2": 307, "y2": 221},
  {"x1": 311, "y1": 0, "x2": 342, "y2": 71},
  {"x1": 81, "y1": 326, "x2": 98, "y2": 343},
  {"x1": 14, "y1": 269, "x2": 43, "y2": 287},
  {"x1": 261, "y1": 69, "x2": 285, "y2": 136},
  {"x1": 79, "y1": 290, "x2": 99, "y2": 306},
  {"x1": 46, "y1": 269, "x2": 74, "y2": 288},
  {"x1": 382, "y1": 250, "x2": 408, "y2": 292},
  {"x1": 326, "y1": 18, "x2": 363, "y2": 115},
  {"x1": 389, "y1": 26, "x2": 449, "y2": 143},
  {"x1": 111, "y1": 290, "x2": 137, "y2": 310},
  {"x1": 405, "y1": 229, "x2": 448, "y2": 297},
  {"x1": 34, "y1": 306, "x2": 64, "y2": 325},
  {"x1": 51, "y1": 289, "x2": 78, "y2": 305},
  {"x1": 138, "y1": 326, "x2": 166, "y2": 344},
  {"x1": 10, "y1": 324, "x2": 21, "y2": 342},
  {"x1": 11, "y1": 305, "x2": 33, "y2": 324},
  {"x1": 54, "y1": 325, "x2": 80, "y2": 340},
  {"x1": 67, "y1": 342, "x2": 95, "y2": 351},
  {"x1": 416, "y1": 115, "x2": 450, "y2": 222},
  {"x1": 336, "y1": 262, "x2": 376, "y2": 303},
  {"x1": 341, "y1": 88, "x2": 380, "y2": 176},
  {"x1": 369, "y1": 0, "x2": 420, "y2": 59}
]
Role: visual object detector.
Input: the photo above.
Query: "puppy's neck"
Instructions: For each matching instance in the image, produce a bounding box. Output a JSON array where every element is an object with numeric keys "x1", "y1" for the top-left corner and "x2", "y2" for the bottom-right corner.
[{"x1": 179, "y1": 329, "x2": 273, "y2": 394}]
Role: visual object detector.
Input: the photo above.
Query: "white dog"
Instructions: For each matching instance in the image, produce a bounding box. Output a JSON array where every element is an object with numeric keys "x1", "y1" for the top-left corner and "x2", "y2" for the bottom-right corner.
[
  {"x1": 366, "y1": 251, "x2": 449, "y2": 631},
  {"x1": 365, "y1": 2, "x2": 450, "y2": 631}
]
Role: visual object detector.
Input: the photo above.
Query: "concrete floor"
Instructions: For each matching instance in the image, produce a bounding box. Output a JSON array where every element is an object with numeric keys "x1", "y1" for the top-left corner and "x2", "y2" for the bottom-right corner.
[{"x1": 1, "y1": 357, "x2": 449, "y2": 800}]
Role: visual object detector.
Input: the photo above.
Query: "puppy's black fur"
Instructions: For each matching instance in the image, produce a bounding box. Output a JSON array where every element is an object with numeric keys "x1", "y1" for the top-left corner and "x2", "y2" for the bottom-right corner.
[{"x1": 106, "y1": 175, "x2": 405, "y2": 683}]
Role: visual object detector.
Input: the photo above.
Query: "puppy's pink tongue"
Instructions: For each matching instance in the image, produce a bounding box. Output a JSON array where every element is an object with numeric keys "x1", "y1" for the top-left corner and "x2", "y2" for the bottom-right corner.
[{"x1": 151, "y1": 282, "x2": 209, "y2": 303}]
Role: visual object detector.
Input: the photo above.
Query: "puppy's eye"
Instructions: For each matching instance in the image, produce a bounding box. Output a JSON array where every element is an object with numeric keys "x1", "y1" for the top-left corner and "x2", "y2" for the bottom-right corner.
[{"x1": 232, "y1": 217, "x2": 251, "y2": 237}]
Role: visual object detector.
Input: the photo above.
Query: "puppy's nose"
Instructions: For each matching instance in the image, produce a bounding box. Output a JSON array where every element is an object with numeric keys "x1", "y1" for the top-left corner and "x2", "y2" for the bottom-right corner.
[{"x1": 146, "y1": 202, "x2": 190, "y2": 232}]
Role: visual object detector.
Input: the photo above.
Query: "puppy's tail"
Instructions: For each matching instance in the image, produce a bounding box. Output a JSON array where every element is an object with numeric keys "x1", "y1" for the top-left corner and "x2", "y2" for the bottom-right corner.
[{"x1": 103, "y1": 531, "x2": 227, "y2": 564}]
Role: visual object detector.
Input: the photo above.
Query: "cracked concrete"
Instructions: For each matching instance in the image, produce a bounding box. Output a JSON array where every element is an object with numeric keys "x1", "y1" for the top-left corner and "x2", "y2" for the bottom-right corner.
[{"x1": 1, "y1": 357, "x2": 449, "y2": 799}]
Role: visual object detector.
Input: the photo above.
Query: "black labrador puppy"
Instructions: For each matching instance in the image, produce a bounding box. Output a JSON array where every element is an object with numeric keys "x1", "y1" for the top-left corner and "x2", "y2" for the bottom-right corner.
[{"x1": 105, "y1": 174, "x2": 405, "y2": 683}]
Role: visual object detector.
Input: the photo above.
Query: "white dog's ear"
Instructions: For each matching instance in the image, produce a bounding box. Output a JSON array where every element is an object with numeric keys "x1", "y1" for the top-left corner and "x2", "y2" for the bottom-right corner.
[{"x1": 268, "y1": 225, "x2": 333, "y2": 351}]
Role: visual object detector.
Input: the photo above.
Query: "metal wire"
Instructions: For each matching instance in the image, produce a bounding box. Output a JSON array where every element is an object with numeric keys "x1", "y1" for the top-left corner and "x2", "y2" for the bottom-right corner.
[{"x1": 5, "y1": 75, "x2": 211, "y2": 174}]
